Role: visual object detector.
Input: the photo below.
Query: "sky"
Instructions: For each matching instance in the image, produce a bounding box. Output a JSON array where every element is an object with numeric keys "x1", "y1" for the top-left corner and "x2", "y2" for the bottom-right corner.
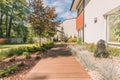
[{"x1": 43, "y1": 0, "x2": 77, "y2": 22}]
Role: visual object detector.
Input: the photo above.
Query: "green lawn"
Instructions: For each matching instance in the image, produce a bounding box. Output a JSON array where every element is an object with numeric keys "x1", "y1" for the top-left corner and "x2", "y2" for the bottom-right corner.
[{"x1": 0, "y1": 44, "x2": 35, "y2": 51}]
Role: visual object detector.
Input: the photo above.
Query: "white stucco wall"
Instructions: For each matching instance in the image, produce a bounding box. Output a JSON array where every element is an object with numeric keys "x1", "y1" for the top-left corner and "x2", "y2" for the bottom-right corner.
[
  {"x1": 60, "y1": 19, "x2": 77, "y2": 37},
  {"x1": 84, "y1": 0, "x2": 120, "y2": 44}
]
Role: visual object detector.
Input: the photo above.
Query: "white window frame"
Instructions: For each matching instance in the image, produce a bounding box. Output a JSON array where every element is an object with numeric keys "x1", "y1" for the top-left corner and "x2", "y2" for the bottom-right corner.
[{"x1": 107, "y1": 11, "x2": 120, "y2": 46}]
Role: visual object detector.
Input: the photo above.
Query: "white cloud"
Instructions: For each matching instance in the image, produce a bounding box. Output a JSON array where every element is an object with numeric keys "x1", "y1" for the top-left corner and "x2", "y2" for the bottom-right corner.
[
  {"x1": 51, "y1": 1, "x2": 62, "y2": 7},
  {"x1": 43, "y1": 0, "x2": 76, "y2": 20},
  {"x1": 60, "y1": 12, "x2": 77, "y2": 19},
  {"x1": 64, "y1": 0, "x2": 72, "y2": 3},
  {"x1": 43, "y1": 0, "x2": 62, "y2": 7},
  {"x1": 55, "y1": 7, "x2": 64, "y2": 13}
]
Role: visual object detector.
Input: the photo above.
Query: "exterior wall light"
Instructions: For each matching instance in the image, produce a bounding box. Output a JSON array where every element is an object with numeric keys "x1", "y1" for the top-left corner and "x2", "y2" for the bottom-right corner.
[{"x1": 94, "y1": 17, "x2": 97, "y2": 23}]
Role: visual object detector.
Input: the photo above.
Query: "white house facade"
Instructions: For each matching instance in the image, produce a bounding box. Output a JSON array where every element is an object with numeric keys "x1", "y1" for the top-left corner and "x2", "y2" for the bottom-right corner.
[
  {"x1": 71, "y1": 0, "x2": 120, "y2": 45},
  {"x1": 60, "y1": 19, "x2": 77, "y2": 38},
  {"x1": 55, "y1": 18, "x2": 77, "y2": 41}
]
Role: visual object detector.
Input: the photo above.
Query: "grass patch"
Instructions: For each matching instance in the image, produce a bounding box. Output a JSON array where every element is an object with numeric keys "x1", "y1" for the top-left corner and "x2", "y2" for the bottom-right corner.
[{"x1": 0, "y1": 44, "x2": 35, "y2": 50}]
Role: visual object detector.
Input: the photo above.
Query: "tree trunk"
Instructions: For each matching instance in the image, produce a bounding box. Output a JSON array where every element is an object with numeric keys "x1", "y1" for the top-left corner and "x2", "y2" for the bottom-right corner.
[
  {"x1": 5, "y1": 13, "x2": 8, "y2": 38},
  {"x1": 0, "y1": 18, "x2": 2, "y2": 38},
  {"x1": 6, "y1": 0, "x2": 15, "y2": 38},
  {"x1": 0, "y1": 13, "x2": 3, "y2": 38},
  {"x1": 39, "y1": 35, "x2": 42, "y2": 46},
  {"x1": 7, "y1": 17, "x2": 12, "y2": 38}
]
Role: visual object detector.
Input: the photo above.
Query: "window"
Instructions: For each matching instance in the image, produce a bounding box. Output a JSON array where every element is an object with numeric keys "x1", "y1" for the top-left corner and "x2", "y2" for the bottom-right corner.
[{"x1": 107, "y1": 10, "x2": 120, "y2": 43}]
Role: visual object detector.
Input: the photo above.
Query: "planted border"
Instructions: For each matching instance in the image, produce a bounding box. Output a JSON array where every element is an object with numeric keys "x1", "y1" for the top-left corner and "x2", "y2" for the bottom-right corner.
[{"x1": 0, "y1": 41, "x2": 54, "y2": 60}]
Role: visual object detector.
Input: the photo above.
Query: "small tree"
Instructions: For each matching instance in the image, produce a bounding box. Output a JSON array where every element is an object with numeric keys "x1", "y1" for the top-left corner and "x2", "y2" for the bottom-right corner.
[
  {"x1": 28, "y1": 0, "x2": 59, "y2": 45},
  {"x1": 60, "y1": 27, "x2": 64, "y2": 41}
]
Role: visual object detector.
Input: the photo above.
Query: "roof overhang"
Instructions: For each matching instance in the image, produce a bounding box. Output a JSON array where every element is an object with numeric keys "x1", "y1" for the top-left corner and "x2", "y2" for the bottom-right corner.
[
  {"x1": 70, "y1": 0, "x2": 83, "y2": 11},
  {"x1": 103, "y1": 5, "x2": 120, "y2": 18}
]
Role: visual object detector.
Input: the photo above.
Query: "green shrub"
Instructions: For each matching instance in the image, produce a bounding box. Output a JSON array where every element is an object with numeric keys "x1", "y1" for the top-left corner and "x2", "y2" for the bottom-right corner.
[
  {"x1": 85, "y1": 43, "x2": 96, "y2": 52},
  {"x1": 26, "y1": 46, "x2": 35, "y2": 52},
  {"x1": 22, "y1": 52, "x2": 29, "y2": 56},
  {"x1": 64, "y1": 36, "x2": 68, "y2": 42},
  {"x1": 84, "y1": 42, "x2": 120, "y2": 57},
  {"x1": 5, "y1": 48, "x2": 17, "y2": 57},
  {"x1": 84, "y1": 43, "x2": 95, "y2": 52},
  {"x1": 39, "y1": 41, "x2": 54, "y2": 52},
  {"x1": 0, "y1": 47, "x2": 27, "y2": 58},
  {"x1": 15, "y1": 47, "x2": 26, "y2": 56},
  {"x1": 68, "y1": 37, "x2": 77, "y2": 42},
  {"x1": 0, "y1": 64, "x2": 18, "y2": 78},
  {"x1": 42, "y1": 42, "x2": 54, "y2": 49},
  {"x1": 0, "y1": 42, "x2": 54, "y2": 60},
  {"x1": 108, "y1": 47, "x2": 120, "y2": 56},
  {"x1": 26, "y1": 46, "x2": 42, "y2": 52},
  {"x1": 0, "y1": 51, "x2": 8, "y2": 60},
  {"x1": 5, "y1": 47, "x2": 27, "y2": 57},
  {"x1": 40, "y1": 46, "x2": 47, "y2": 52},
  {"x1": 77, "y1": 38, "x2": 82, "y2": 45},
  {"x1": 26, "y1": 37, "x2": 34, "y2": 44}
]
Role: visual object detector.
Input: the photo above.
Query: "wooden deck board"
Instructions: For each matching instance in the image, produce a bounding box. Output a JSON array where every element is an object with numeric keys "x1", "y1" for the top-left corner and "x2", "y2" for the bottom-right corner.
[{"x1": 26, "y1": 44, "x2": 92, "y2": 80}]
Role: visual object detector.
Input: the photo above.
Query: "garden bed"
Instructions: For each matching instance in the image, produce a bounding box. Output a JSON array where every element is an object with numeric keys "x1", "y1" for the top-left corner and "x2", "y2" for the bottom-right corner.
[
  {"x1": 0, "y1": 51, "x2": 42, "y2": 80},
  {"x1": 68, "y1": 45, "x2": 120, "y2": 80},
  {"x1": 0, "y1": 41, "x2": 54, "y2": 80}
]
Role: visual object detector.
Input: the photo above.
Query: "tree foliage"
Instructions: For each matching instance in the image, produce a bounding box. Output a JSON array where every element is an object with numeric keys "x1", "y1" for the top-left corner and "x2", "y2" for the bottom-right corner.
[
  {"x1": 28, "y1": 0, "x2": 60, "y2": 44},
  {"x1": 0, "y1": 0, "x2": 29, "y2": 38}
]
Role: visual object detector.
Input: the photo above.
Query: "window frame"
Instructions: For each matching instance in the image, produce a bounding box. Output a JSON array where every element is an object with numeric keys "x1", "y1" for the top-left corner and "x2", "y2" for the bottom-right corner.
[{"x1": 107, "y1": 11, "x2": 120, "y2": 45}]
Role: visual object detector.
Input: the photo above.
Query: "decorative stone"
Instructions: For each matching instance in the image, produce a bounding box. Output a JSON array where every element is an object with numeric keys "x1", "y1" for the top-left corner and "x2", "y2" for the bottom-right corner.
[{"x1": 94, "y1": 39, "x2": 109, "y2": 58}]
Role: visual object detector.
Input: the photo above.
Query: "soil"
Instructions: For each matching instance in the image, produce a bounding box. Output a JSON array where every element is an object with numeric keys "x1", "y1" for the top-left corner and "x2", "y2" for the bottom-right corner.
[
  {"x1": 0, "y1": 44, "x2": 69, "y2": 80},
  {"x1": 0, "y1": 52, "x2": 43, "y2": 80}
]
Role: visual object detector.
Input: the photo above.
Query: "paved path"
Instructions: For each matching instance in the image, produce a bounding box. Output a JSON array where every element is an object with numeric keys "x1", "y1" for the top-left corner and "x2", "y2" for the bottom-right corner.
[{"x1": 26, "y1": 44, "x2": 92, "y2": 80}]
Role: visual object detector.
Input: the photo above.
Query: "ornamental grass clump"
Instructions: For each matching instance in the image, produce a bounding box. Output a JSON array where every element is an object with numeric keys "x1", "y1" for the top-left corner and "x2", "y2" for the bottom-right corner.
[
  {"x1": 23, "y1": 52, "x2": 31, "y2": 59},
  {"x1": 98, "y1": 60, "x2": 119, "y2": 80},
  {"x1": 68, "y1": 45, "x2": 95, "y2": 70},
  {"x1": 108, "y1": 47, "x2": 120, "y2": 56},
  {"x1": 77, "y1": 52, "x2": 96, "y2": 70}
]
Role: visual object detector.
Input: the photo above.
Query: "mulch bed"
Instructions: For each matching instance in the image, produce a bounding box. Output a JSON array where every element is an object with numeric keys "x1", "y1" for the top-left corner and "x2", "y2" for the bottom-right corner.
[{"x1": 0, "y1": 52, "x2": 43, "y2": 80}]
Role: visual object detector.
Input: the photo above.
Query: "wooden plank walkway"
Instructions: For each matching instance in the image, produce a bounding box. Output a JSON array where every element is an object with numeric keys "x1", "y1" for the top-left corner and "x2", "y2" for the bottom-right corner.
[{"x1": 25, "y1": 44, "x2": 92, "y2": 80}]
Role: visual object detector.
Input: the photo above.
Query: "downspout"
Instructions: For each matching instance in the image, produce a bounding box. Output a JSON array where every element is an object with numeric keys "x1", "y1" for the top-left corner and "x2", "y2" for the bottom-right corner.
[
  {"x1": 83, "y1": 0, "x2": 85, "y2": 43},
  {"x1": 106, "y1": 15, "x2": 108, "y2": 46},
  {"x1": 78, "y1": 29, "x2": 80, "y2": 39}
]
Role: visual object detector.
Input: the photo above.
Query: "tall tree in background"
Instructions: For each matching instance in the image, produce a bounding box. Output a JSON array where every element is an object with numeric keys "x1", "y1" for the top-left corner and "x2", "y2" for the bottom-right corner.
[
  {"x1": 28, "y1": 0, "x2": 60, "y2": 45},
  {"x1": 0, "y1": 0, "x2": 5, "y2": 37},
  {"x1": 0, "y1": 0, "x2": 29, "y2": 38}
]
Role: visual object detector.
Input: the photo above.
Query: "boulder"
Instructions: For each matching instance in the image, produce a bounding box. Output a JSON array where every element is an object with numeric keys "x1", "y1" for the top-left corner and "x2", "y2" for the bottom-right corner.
[{"x1": 94, "y1": 39, "x2": 109, "y2": 58}]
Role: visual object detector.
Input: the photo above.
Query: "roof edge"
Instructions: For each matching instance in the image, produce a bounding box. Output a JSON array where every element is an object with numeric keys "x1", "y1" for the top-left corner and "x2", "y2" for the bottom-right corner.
[
  {"x1": 70, "y1": 0, "x2": 82, "y2": 11},
  {"x1": 70, "y1": 0, "x2": 75, "y2": 11}
]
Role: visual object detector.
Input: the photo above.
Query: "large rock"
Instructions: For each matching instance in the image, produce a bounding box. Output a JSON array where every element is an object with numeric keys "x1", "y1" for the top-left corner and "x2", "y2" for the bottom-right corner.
[{"x1": 94, "y1": 39, "x2": 109, "y2": 58}]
